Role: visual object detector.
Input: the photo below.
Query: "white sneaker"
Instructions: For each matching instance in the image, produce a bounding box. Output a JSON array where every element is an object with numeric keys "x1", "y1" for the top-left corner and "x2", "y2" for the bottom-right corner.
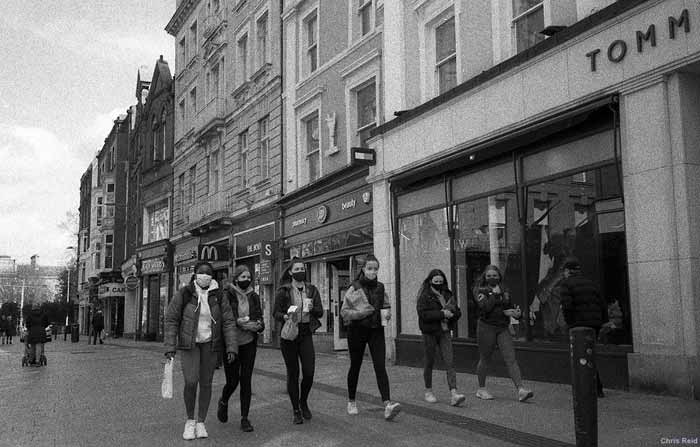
[
  {"x1": 347, "y1": 401, "x2": 359, "y2": 415},
  {"x1": 182, "y1": 420, "x2": 196, "y2": 440},
  {"x1": 476, "y1": 388, "x2": 494, "y2": 400},
  {"x1": 195, "y1": 422, "x2": 208, "y2": 439},
  {"x1": 424, "y1": 391, "x2": 437, "y2": 403},
  {"x1": 518, "y1": 387, "x2": 534, "y2": 402},
  {"x1": 450, "y1": 392, "x2": 466, "y2": 407},
  {"x1": 384, "y1": 402, "x2": 401, "y2": 421}
]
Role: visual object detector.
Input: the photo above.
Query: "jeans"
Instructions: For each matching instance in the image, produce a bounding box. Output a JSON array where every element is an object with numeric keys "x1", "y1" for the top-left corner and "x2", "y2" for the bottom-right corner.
[
  {"x1": 180, "y1": 342, "x2": 218, "y2": 421},
  {"x1": 422, "y1": 331, "x2": 457, "y2": 390},
  {"x1": 347, "y1": 326, "x2": 390, "y2": 402},
  {"x1": 280, "y1": 333, "x2": 315, "y2": 411},
  {"x1": 221, "y1": 340, "x2": 257, "y2": 418},
  {"x1": 476, "y1": 320, "x2": 523, "y2": 388}
]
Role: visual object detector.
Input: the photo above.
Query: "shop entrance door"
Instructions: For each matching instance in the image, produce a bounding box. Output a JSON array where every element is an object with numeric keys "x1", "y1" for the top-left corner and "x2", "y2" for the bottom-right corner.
[{"x1": 332, "y1": 266, "x2": 350, "y2": 350}]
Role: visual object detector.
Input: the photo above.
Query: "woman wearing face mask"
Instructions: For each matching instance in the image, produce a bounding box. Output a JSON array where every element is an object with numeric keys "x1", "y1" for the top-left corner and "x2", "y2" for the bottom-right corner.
[
  {"x1": 165, "y1": 261, "x2": 239, "y2": 441},
  {"x1": 340, "y1": 255, "x2": 401, "y2": 420},
  {"x1": 217, "y1": 265, "x2": 264, "y2": 432},
  {"x1": 473, "y1": 265, "x2": 532, "y2": 402},
  {"x1": 273, "y1": 257, "x2": 324, "y2": 424},
  {"x1": 416, "y1": 269, "x2": 465, "y2": 406}
]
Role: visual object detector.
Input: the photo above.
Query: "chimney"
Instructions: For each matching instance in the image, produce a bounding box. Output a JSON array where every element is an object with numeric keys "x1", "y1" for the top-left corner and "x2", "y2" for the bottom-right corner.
[{"x1": 30, "y1": 255, "x2": 39, "y2": 270}]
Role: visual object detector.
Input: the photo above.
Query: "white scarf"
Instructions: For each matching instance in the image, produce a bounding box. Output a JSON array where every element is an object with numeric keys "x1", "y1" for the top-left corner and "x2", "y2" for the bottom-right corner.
[{"x1": 194, "y1": 279, "x2": 218, "y2": 343}]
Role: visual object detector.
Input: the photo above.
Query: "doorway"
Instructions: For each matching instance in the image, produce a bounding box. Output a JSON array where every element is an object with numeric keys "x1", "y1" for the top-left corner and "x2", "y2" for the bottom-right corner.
[{"x1": 329, "y1": 259, "x2": 350, "y2": 350}]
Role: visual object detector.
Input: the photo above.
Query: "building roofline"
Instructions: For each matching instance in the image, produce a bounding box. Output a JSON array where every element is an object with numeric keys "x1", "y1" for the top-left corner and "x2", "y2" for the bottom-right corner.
[{"x1": 165, "y1": 0, "x2": 201, "y2": 36}]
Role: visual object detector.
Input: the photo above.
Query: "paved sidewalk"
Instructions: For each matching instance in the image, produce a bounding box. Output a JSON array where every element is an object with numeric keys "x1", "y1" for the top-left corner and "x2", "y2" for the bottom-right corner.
[{"x1": 104, "y1": 337, "x2": 700, "y2": 447}]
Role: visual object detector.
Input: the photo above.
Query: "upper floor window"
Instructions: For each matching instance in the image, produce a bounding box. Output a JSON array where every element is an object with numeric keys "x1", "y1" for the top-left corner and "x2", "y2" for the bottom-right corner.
[
  {"x1": 304, "y1": 11, "x2": 319, "y2": 76},
  {"x1": 190, "y1": 87, "x2": 197, "y2": 118},
  {"x1": 256, "y1": 13, "x2": 269, "y2": 68},
  {"x1": 512, "y1": 0, "x2": 544, "y2": 53},
  {"x1": 239, "y1": 130, "x2": 249, "y2": 187},
  {"x1": 104, "y1": 234, "x2": 113, "y2": 269},
  {"x1": 161, "y1": 109, "x2": 167, "y2": 158},
  {"x1": 356, "y1": 81, "x2": 377, "y2": 147},
  {"x1": 82, "y1": 233, "x2": 89, "y2": 253},
  {"x1": 152, "y1": 117, "x2": 160, "y2": 162},
  {"x1": 238, "y1": 33, "x2": 249, "y2": 85},
  {"x1": 189, "y1": 165, "x2": 196, "y2": 204},
  {"x1": 178, "y1": 173, "x2": 185, "y2": 216},
  {"x1": 189, "y1": 21, "x2": 198, "y2": 60},
  {"x1": 108, "y1": 147, "x2": 115, "y2": 171},
  {"x1": 258, "y1": 116, "x2": 270, "y2": 181},
  {"x1": 210, "y1": 149, "x2": 220, "y2": 193},
  {"x1": 178, "y1": 37, "x2": 187, "y2": 68},
  {"x1": 179, "y1": 99, "x2": 186, "y2": 124},
  {"x1": 359, "y1": 0, "x2": 372, "y2": 36},
  {"x1": 106, "y1": 183, "x2": 115, "y2": 193},
  {"x1": 436, "y1": 16, "x2": 457, "y2": 94},
  {"x1": 304, "y1": 112, "x2": 320, "y2": 181}
]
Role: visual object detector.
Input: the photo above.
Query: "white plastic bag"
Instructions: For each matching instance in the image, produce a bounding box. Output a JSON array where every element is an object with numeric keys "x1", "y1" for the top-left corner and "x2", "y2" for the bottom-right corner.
[{"x1": 161, "y1": 358, "x2": 174, "y2": 399}]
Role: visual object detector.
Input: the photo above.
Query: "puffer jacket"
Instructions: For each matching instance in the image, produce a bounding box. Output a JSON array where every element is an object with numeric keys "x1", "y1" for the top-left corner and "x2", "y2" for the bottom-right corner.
[
  {"x1": 26, "y1": 310, "x2": 49, "y2": 344},
  {"x1": 417, "y1": 287, "x2": 461, "y2": 334},
  {"x1": 559, "y1": 274, "x2": 608, "y2": 329},
  {"x1": 164, "y1": 280, "x2": 238, "y2": 355},
  {"x1": 474, "y1": 285, "x2": 513, "y2": 328}
]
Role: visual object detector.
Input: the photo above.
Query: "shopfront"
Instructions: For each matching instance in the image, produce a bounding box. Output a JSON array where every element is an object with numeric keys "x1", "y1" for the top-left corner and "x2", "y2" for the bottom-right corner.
[
  {"x1": 98, "y1": 281, "x2": 125, "y2": 338},
  {"x1": 233, "y1": 220, "x2": 276, "y2": 345},
  {"x1": 137, "y1": 242, "x2": 171, "y2": 341},
  {"x1": 281, "y1": 166, "x2": 373, "y2": 352},
  {"x1": 198, "y1": 229, "x2": 231, "y2": 286},
  {"x1": 120, "y1": 256, "x2": 138, "y2": 338}
]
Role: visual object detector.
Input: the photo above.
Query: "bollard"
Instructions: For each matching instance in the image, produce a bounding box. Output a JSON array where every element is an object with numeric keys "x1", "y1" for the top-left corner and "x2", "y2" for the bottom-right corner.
[{"x1": 569, "y1": 327, "x2": 597, "y2": 447}]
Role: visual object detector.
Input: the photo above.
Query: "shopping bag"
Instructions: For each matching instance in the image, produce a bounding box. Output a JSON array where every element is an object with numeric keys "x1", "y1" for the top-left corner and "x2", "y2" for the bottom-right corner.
[
  {"x1": 161, "y1": 358, "x2": 174, "y2": 399},
  {"x1": 280, "y1": 318, "x2": 298, "y2": 341}
]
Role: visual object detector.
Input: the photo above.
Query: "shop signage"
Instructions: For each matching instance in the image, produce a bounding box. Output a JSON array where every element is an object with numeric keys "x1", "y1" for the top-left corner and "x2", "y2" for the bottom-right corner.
[
  {"x1": 234, "y1": 224, "x2": 275, "y2": 259},
  {"x1": 98, "y1": 282, "x2": 126, "y2": 298},
  {"x1": 258, "y1": 241, "x2": 274, "y2": 285},
  {"x1": 288, "y1": 225, "x2": 373, "y2": 259},
  {"x1": 585, "y1": 9, "x2": 692, "y2": 72},
  {"x1": 178, "y1": 264, "x2": 195, "y2": 276},
  {"x1": 125, "y1": 276, "x2": 139, "y2": 291},
  {"x1": 284, "y1": 188, "x2": 373, "y2": 237},
  {"x1": 199, "y1": 241, "x2": 230, "y2": 262},
  {"x1": 141, "y1": 257, "x2": 166, "y2": 275},
  {"x1": 175, "y1": 249, "x2": 197, "y2": 264},
  {"x1": 292, "y1": 217, "x2": 308, "y2": 228}
]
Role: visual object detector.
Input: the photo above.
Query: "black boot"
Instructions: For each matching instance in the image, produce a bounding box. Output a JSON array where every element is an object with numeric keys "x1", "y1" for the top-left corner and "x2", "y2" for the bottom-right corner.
[
  {"x1": 292, "y1": 410, "x2": 303, "y2": 424},
  {"x1": 240, "y1": 418, "x2": 253, "y2": 432},
  {"x1": 217, "y1": 399, "x2": 228, "y2": 423},
  {"x1": 300, "y1": 402, "x2": 312, "y2": 420}
]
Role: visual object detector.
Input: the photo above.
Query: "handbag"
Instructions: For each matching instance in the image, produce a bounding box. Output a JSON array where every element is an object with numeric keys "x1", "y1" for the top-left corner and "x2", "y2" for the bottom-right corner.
[
  {"x1": 161, "y1": 358, "x2": 174, "y2": 399},
  {"x1": 280, "y1": 318, "x2": 299, "y2": 341}
]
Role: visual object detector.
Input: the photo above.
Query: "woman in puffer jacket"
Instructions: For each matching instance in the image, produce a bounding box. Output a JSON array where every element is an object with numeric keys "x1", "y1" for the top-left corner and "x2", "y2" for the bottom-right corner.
[{"x1": 164, "y1": 261, "x2": 239, "y2": 441}]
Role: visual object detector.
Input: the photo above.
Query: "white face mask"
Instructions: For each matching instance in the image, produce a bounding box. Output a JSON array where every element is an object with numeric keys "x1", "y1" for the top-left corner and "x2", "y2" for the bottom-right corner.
[{"x1": 195, "y1": 274, "x2": 213, "y2": 289}]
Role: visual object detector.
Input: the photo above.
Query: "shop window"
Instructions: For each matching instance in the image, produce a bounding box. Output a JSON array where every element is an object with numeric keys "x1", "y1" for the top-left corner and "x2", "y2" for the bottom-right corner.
[
  {"x1": 512, "y1": 0, "x2": 545, "y2": 54},
  {"x1": 435, "y1": 16, "x2": 457, "y2": 94},
  {"x1": 453, "y1": 193, "x2": 520, "y2": 339},
  {"x1": 398, "y1": 207, "x2": 451, "y2": 335}
]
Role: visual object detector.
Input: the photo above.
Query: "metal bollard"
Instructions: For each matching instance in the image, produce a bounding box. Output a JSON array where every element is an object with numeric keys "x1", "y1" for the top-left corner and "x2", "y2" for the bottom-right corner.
[{"x1": 569, "y1": 327, "x2": 597, "y2": 447}]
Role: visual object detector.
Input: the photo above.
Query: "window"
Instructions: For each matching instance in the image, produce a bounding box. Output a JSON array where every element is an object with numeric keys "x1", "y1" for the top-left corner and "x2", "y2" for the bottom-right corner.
[
  {"x1": 258, "y1": 116, "x2": 270, "y2": 180},
  {"x1": 179, "y1": 100, "x2": 185, "y2": 124},
  {"x1": 104, "y1": 234, "x2": 113, "y2": 269},
  {"x1": 189, "y1": 165, "x2": 196, "y2": 204},
  {"x1": 107, "y1": 183, "x2": 115, "y2": 193},
  {"x1": 359, "y1": 0, "x2": 372, "y2": 36},
  {"x1": 238, "y1": 34, "x2": 248, "y2": 84},
  {"x1": 257, "y1": 13, "x2": 268, "y2": 68},
  {"x1": 204, "y1": 154, "x2": 210, "y2": 195},
  {"x1": 82, "y1": 233, "x2": 89, "y2": 253},
  {"x1": 189, "y1": 21, "x2": 198, "y2": 60},
  {"x1": 305, "y1": 11, "x2": 318, "y2": 74},
  {"x1": 106, "y1": 205, "x2": 115, "y2": 218},
  {"x1": 161, "y1": 109, "x2": 167, "y2": 159},
  {"x1": 211, "y1": 63, "x2": 220, "y2": 100},
  {"x1": 211, "y1": 150, "x2": 220, "y2": 192},
  {"x1": 152, "y1": 117, "x2": 159, "y2": 162},
  {"x1": 304, "y1": 112, "x2": 320, "y2": 181},
  {"x1": 190, "y1": 88, "x2": 197, "y2": 118},
  {"x1": 96, "y1": 196, "x2": 103, "y2": 226},
  {"x1": 81, "y1": 262, "x2": 86, "y2": 283},
  {"x1": 356, "y1": 81, "x2": 376, "y2": 147},
  {"x1": 212, "y1": 0, "x2": 220, "y2": 12},
  {"x1": 436, "y1": 16, "x2": 457, "y2": 94},
  {"x1": 94, "y1": 242, "x2": 101, "y2": 270},
  {"x1": 179, "y1": 37, "x2": 187, "y2": 67},
  {"x1": 239, "y1": 130, "x2": 249, "y2": 186},
  {"x1": 143, "y1": 200, "x2": 170, "y2": 244},
  {"x1": 512, "y1": 0, "x2": 544, "y2": 53},
  {"x1": 178, "y1": 173, "x2": 185, "y2": 216}
]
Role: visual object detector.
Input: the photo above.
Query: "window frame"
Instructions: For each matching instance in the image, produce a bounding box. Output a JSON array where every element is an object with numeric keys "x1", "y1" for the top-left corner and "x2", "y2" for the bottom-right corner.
[
  {"x1": 258, "y1": 116, "x2": 270, "y2": 181},
  {"x1": 303, "y1": 111, "x2": 321, "y2": 182},
  {"x1": 256, "y1": 11, "x2": 269, "y2": 69},
  {"x1": 161, "y1": 109, "x2": 167, "y2": 160},
  {"x1": 189, "y1": 20, "x2": 198, "y2": 61},
  {"x1": 237, "y1": 32, "x2": 249, "y2": 86},
  {"x1": 435, "y1": 15, "x2": 457, "y2": 95},
  {"x1": 239, "y1": 130, "x2": 249, "y2": 187},
  {"x1": 355, "y1": 79, "x2": 378, "y2": 148},
  {"x1": 303, "y1": 9, "x2": 319, "y2": 77},
  {"x1": 104, "y1": 233, "x2": 114, "y2": 270},
  {"x1": 188, "y1": 165, "x2": 196, "y2": 205},
  {"x1": 358, "y1": 0, "x2": 373, "y2": 36},
  {"x1": 511, "y1": 0, "x2": 545, "y2": 54}
]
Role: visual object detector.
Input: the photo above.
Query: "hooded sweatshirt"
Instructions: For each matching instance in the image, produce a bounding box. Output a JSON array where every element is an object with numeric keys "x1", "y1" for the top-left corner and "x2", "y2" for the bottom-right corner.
[{"x1": 194, "y1": 279, "x2": 219, "y2": 343}]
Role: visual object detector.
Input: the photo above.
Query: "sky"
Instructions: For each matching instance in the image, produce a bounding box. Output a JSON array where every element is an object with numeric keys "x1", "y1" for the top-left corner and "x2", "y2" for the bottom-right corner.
[{"x1": 0, "y1": 1, "x2": 175, "y2": 267}]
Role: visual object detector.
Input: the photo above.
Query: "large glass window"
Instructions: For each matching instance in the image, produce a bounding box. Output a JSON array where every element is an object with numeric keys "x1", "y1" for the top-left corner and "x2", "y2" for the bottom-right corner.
[
  {"x1": 304, "y1": 112, "x2": 320, "y2": 181},
  {"x1": 143, "y1": 200, "x2": 170, "y2": 244},
  {"x1": 398, "y1": 208, "x2": 451, "y2": 335},
  {"x1": 356, "y1": 81, "x2": 377, "y2": 147}
]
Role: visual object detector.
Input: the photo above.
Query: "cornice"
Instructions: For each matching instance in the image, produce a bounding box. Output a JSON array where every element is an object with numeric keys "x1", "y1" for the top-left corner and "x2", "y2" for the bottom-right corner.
[{"x1": 165, "y1": 0, "x2": 201, "y2": 36}]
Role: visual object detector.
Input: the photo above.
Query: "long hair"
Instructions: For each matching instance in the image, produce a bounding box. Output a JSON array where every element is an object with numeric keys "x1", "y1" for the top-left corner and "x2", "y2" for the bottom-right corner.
[
  {"x1": 417, "y1": 269, "x2": 450, "y2": 299},
  {"x1": 279, "y1": 257, "x2": 305, "y2": 284},
  {"x1": 356, "y1": 254, "x2": 380, "y2": 281},
  {"x1": 472, "y1": 264, "x2": 503, "y2": 296}
]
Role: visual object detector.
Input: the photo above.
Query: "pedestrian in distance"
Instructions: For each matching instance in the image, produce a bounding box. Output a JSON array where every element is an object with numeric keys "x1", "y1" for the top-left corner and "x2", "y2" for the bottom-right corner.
[
  {"x1": 0, "y1": 315, "x2": 7, "y2": 345},
  {"x1": 416, "y1": 269, "x2": 466, "y2": 407},
  {"x1": 25, "y1": 303, "x2": 49, "y2": 366},
  {"x1": 164, "y1": 261, "x2": 239, "y2": 441},
  {"x1": 273, "y1": 257, "x2": 323, "y2": 425},
  {"x1": 340, "y1": 255, "x2": 401, "y2": 420},
  {"x1": 6, "y1": 316, "x2": 16, "y2": 344},
  {"x1": 473, "y1": 265, "x2": 533, "y2": 402},
  {"x1": 217, "y1": 265, "x2": 264, "y2": 432},
  {"x1": 91, "y1": 309, "x2": 104, "y2": 345},
  {"x1": 558, "y1": 257, "x2": 608, "y2": 398}
]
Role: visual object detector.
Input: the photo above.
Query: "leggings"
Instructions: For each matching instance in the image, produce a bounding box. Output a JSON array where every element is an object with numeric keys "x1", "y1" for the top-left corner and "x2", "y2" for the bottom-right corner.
[
  {"x1": 280, "y1": 333, "x2": 315, "y2": 411},
  {"x1": 347, "y1": 326, "x2": 390, "y2": 402},
  {"x1": 221, "y1": 340, "x2": 257, "y2": 418},
  {"x1": 180, "y1": 343, "x2": 218, "y2": 421},
  {"x1": 422, "y1": 331, "x2": 457, "y2": 390},
  {"x1": 476, "y1": 320, "x2": 523, "y2": 388}
]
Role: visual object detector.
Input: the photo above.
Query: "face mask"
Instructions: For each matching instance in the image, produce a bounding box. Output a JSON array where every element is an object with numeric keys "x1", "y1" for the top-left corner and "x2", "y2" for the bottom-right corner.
[
  {"x1": 291, "y1": 271, "x2": 306, "y2": 282},
  {"x1": 237, "y1": 280, "x2": 251, "y2": 290},
  {"x1": 196, "y1": 273, "x2": 213, "y2": 289},
  {"x1": 432, "y1": 283, "x2": 444, "y2": 292},
  {"x1": 487, "y1": 277, "x2": 499, "y2": 286}
]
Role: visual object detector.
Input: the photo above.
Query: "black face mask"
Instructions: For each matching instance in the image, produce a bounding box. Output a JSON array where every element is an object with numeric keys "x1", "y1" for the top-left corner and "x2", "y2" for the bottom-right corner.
[
  {"x1": 237, "y1": 280, "x2": 251, "y2": 290},
  {"x1": 432, "y1": 283, "x2": 444, "y2": 292},
  {"x1": 291, "y1": 272, "x2": 306, "y2": 282}
]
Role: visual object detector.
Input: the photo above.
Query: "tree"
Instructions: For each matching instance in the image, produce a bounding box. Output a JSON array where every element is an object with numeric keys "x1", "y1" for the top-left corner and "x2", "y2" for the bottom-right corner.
[{"x1": 55, "y1": 266, "x2": 78, "y2": 304}]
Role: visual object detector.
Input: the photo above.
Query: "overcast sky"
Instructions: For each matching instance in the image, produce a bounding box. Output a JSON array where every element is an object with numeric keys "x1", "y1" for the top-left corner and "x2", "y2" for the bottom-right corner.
[{"x1": 0, "y1": 1, "x2": 175, "y2": 266}]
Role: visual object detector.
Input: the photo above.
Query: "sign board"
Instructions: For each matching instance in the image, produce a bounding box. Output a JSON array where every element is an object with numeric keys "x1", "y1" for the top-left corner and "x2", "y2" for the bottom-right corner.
[
  {"x1": 98, "y1": 282, "x2": 126, "y2": 298},
  {"x1": 125, "y1": 276, "x2": 139, "y2": 291},
  {"x1": 283, "y1": 187, "x2": 372, "y2": 237},
  {"x1": 198, "y1": 241, "x2": 230, "y2": 262},
  {"x1": 234, "y1": 224, "x2": 275, "y2": 259},
  {"x1": 258, "y1": 241, "x2": 274, "y2": 285},
  {"x1": 141, "y1": 257, "x2": 166, "y2": 275}
]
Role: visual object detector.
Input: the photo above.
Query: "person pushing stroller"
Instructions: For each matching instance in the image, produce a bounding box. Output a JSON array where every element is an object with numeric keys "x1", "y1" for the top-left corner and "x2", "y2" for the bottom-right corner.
[{"x1": 23, "y1": 303, "x2": 50, "y2": 366}]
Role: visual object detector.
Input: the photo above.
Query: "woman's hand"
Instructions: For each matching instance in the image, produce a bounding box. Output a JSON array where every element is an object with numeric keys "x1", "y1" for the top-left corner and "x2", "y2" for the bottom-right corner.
[
  {"x1": 237, "y1": 316, "x2": 250, "y2": 325},
  {"x1": 283, "y1": 314, "x2": 290, "y2": 321},
  {"x1": 442, "y1": 309, "x2": 454, "y2": 319}
]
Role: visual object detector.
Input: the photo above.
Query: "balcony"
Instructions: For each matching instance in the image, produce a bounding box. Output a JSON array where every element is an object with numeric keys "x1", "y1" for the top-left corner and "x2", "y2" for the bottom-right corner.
[
  {"x1": 195, "y1": 97, "x2": 226, "y2": 141},
  {"x1": 202, "y1": 9, "x2": 226, "y2": 41},
  {"x1": 184, "y1": 191, "x2": 227, "y2": 229}
]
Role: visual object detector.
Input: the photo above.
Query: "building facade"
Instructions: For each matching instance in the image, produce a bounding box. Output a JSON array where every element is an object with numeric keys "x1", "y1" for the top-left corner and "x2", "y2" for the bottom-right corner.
[{"x1": 370, "y1": 0, "x2": 700, "y2": 398}]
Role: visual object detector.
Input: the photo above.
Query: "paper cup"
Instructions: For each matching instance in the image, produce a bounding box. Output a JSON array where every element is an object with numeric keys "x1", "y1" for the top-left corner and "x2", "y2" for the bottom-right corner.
[{"x1": 380, "y1": 309, "x2": 389, "y2": 327}]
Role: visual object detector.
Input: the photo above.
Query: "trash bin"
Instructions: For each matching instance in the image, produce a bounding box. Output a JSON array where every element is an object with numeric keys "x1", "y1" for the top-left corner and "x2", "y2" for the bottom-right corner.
[{"x1": 71, "y1": 324, "x2": 80, "y2": 343}]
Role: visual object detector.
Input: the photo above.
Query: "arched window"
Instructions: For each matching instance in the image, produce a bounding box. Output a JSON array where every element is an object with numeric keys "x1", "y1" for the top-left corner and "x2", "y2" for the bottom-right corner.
[
  {"x1": 151, "y1": 116, "x2": 159, "y2": 162},
  {"x1": 161, "y1": 109, "x2": 167, "y2": 159}
]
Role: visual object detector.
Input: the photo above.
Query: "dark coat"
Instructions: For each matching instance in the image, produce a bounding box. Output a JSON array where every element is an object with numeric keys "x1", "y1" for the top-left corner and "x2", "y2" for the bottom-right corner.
[
  {"x1": 225, "y1": 286, "x2": 265, "y2": 337},
  {"x1": 5, "y1": 319, "x2": 16, "y2": 336},
  {"x1": 164, "y1": 281, "x2": 238, "y2": 354},
  {"x1": 273, "y1": 282, "x2": 323, "y2": 333},
  {"x1": 559, "y1": 274, "x2": 608, "y2": 329},
  {"x1": 475, "y1": 285, "x2": 513, "y2": 328},
  {"x1": 92, "y1": 312, "x2": 104, "y2": 330},
  {"x1": 26, "y1": 310, "x2": 49, "y2": 344},
  {"x1": 417, "y1": 287, "x2": 461, "y2": 334}
]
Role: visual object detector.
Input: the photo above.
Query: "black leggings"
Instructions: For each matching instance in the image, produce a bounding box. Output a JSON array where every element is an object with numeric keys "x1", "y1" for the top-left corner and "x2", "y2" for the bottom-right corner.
[
  {"x1": 347, "y1": 326, "x2": 390, "y2": 402},
  {"x1": 280, "y1": 333, "x2": 315, "y2": 411},
  {"x1": 221, "y1": 340, "x2": 257, "y2": 418}
]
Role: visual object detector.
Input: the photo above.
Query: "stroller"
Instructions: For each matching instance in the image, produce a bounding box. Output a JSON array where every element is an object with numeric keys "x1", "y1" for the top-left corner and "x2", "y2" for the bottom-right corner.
[{"x1": 21, "y1": 325, "x2": 50, "y2": 367}]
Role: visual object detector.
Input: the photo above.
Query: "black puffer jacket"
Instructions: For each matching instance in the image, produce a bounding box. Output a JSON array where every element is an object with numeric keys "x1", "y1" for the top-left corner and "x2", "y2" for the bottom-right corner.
[
  {"x1": 417, "y1": 287, "x2": 461, "y2": 334},
  {"x1": 273, "y1": 283, "x2": 324, "y2": 333},
  {"x1": 26, "y1": 309, "x2": 49, "y2": 344},
  {"x1": 559, "y1": 274, "x2": 608, "y2": 329},
  {"x1": 474, "y1": 285, "x2": 513, "y2": 328}
]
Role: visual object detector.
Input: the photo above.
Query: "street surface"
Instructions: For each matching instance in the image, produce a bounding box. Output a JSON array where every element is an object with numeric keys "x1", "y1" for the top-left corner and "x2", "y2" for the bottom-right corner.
[{"x1": 1, "y1": 338, "x2": 698, "y2": 447}]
